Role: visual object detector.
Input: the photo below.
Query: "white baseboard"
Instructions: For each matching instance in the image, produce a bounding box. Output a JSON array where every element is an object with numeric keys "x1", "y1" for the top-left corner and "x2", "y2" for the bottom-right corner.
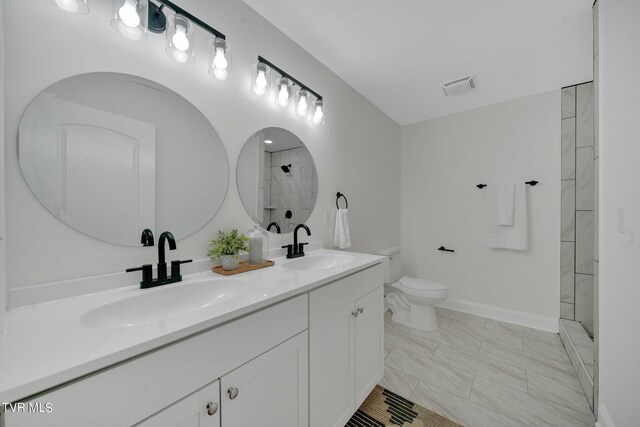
[
  {"x1": 595, "y1": 404, "x2": 614, "y2": 427},
  {"x1": 437, "y1": 298, "x2": 559, "y2": 333}
]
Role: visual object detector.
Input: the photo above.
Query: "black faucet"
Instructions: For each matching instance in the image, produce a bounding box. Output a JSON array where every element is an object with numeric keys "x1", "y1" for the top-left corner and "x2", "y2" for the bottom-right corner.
[
  {"x1": 282, "y1": 224, "x2": 311, "y2": 259},
  {"x1": 126, "y1": 230, "x2": 192, "y2": 289},
  {"x1": 267, "y1": 222, "x2": 281, "y2": 234},
  {"x1": 141, "y1": 229, "x2": 154, "y2": 246}
]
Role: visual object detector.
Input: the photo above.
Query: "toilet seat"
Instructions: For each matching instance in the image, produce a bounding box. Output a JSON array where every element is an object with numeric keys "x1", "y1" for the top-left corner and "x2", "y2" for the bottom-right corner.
[{"x1": 392, "y1": 276, "x2": 448, "y2": 298}]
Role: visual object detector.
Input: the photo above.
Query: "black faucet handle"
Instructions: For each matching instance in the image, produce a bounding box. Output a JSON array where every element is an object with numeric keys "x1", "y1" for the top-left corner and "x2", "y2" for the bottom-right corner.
[
  {"x1": 171, "y1": 259, "x2": 193, "y2": 277},
  {"x1": 126, "y1": 264, "x2": 153, "y2": 284},
  {"x1": 281, "y1": 244, "x2": 294, "y2": 257}
]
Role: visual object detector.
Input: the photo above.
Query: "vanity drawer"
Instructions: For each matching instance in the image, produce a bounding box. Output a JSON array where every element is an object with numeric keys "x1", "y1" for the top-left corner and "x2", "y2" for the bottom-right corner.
[
  {"x1": 4, "y1": 295, "x2": 307, "y2": 427},
  {"x1": 309, "y1": 264, "x2": 383, "y2": 325}
]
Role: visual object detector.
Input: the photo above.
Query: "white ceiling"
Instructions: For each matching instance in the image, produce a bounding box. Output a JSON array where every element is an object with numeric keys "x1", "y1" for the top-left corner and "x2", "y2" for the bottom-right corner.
[{"x1": 242, "y1": 0, "x2": 594, "y2": 125}]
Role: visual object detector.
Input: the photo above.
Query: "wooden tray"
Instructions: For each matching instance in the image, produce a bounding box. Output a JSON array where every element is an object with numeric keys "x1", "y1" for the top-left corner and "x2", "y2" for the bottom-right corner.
[{"x1": 212, "y1": 260, "x2": 275, "y2": 276}]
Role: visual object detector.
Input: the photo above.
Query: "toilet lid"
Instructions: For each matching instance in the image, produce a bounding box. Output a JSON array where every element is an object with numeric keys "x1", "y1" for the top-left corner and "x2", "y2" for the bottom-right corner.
[{"x1": 398, "y1": 276, "x2": 447, "y2": 292}]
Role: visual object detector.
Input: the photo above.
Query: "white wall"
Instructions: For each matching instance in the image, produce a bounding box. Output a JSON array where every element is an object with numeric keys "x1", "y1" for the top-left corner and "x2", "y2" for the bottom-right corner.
[
  {"x1": 597, "y1": 0, "x2": 640, "y2": 425},
  {"x1": 401, "y1": 91, "x2": 561, "y2": 323},
  {"x1": 0, "y1": 0, "x2": 6, "y2": 329},
  {"x1": 2, "y1": 0, "x2": 401, "y2": 291}
]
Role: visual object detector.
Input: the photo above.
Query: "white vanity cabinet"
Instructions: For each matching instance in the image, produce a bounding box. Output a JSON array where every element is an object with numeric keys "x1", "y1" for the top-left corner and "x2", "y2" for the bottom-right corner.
[
  {"x1": 137, "y1": 331, "x2": 308, "y2": 427},
  {"x1": 309, "y1": 264, "x2": 384, "y2": 427},
  {"x1": 136, "y1": 380, "x2": 221, "y2": 427},
  {"x1": 221, "y1": 332, "x2": 308, "y2": 426}
]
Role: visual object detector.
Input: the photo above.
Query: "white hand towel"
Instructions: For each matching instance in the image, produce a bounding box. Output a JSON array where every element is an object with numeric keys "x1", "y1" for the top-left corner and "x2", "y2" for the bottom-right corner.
[
  {"x1": 334, "y1": 209, "x2": 352, "y2": 249},
  {"x1": 497, "y1": 182, "x2": 515, "y2": 226},
  {"x1": 487, "y1": 182, "x2": 528, "y2": 251}
]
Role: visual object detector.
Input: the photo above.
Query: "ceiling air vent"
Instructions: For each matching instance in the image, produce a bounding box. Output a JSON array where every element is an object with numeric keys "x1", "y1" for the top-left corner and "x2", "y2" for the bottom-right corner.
[{"x1": 441, "y1": 75, "x2": 476, "y2": 96}]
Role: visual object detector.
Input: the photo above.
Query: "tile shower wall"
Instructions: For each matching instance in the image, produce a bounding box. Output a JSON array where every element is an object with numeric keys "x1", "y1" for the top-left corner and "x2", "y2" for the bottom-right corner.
[
  {"x1": 560, "y1": 82, "x2": 595, "y2": 336},
  {"x1": 267, "y1": 148, "x2": 317, "y2": 233}
]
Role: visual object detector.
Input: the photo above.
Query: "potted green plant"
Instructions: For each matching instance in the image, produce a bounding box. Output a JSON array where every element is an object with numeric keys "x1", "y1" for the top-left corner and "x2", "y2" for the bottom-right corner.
[{"x1": 208, "y1": 229, "x2": 249, "y2": 271}]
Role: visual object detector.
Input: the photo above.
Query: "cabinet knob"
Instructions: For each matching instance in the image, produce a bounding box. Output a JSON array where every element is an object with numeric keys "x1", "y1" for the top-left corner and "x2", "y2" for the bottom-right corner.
[
  {"x1": 352, "y1": 310, "x2": 359, "y2": 317},
  {"x1": 206, "y1": 402, "x2": 218, "y2": 416},
  {"x1": 228, "y1": 387, "x2": 239, "y2": 400},
  {"x1": 357, "y1": 307, "x2": 364, "y2": 314}
]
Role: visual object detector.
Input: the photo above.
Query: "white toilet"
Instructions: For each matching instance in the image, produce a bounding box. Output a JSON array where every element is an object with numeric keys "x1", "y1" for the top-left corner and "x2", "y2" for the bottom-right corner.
[{"x1": 374, "y1": 247, "x2": 448, "y2": 332}]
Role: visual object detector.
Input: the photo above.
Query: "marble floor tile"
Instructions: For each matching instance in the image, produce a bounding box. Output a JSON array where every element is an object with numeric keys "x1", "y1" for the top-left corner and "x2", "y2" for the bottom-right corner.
[
  {"x1": 480, "y1": 341, "x2": 575, "y2": 377},
  {"x1": 523, "y1": 335, "x2": 567, "y2": 357},
  {"x1": 385, "y1": 326, "x2": 439, "y2": 357},
  {"x1": 484, "y1": 318, "x2": 561, "y2": 346},
  {"x1": 410, "y1": 323, "x2": 482, "y2": 355},
  {"x1": 526, "y1": 370, "x2": 592, "y2": 413},
  {"x1": 435, "y1": 307, "x2": 486, "y2": 327},
  {"x1": 448, "y1": 319, "x2": 524, "y2": 352},
  {"x1": 432, "y1": 343, "x2": 527, "y2": 392},
  {"x1": 411, "y1": 381, "x2": 527, "y2": 427},
  {"x1": 379, "y1": 365, "x2": 419, "y2": 401},
  {"x1": 523, "y1": 339, "x2": 575, "y2": 373},
  {"x1": 385, "y1": 347, "x2": 474, "y2": 399},
  {"x1": 470, "y1": 377, "x2": 595, "y2": 427},
  {"x1": 384, "y1": 342, "x2": 394, "y2": 359}
]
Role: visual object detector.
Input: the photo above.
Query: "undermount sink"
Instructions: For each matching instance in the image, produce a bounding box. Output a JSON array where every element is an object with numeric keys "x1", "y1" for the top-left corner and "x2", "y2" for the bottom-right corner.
[
  {"x1": 81, "y1": 278, "x2": 253, "y2": 328},
  {"x1": 282, "y1": 253, "x2": 355, "y2": 271}
]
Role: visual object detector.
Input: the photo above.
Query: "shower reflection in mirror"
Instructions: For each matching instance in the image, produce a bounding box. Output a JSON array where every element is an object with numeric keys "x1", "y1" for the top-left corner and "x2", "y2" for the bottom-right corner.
[{"x1": 237, "y1": 128, "x2": 318, "y2": 234}]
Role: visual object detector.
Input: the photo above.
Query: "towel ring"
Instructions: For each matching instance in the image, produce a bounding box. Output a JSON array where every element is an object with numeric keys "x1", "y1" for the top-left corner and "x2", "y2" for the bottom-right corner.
[{"x1": 336, "y1": 192, "x2": 349, "y2": 209}]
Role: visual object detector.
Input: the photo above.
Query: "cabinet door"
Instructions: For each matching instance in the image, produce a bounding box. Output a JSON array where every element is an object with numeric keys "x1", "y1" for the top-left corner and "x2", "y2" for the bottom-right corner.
[
  {"x1": 309, "y1": 302, "x2": 356, "y2": 427},
  {"x1": 354, "y1": 286, "x2": 384, "y2": 407},
  {"x1": 135, "y1": 380, "x2": 220, "y2": 427},
  {"x1": 221, "y1": 332, "x2": 308, "y2": 427}
]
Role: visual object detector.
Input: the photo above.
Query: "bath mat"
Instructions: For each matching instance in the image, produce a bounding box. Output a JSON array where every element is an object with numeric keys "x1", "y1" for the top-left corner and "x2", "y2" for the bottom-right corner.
[{"x1": 346, "y1": 385, "x2": 462, "y2": 427}]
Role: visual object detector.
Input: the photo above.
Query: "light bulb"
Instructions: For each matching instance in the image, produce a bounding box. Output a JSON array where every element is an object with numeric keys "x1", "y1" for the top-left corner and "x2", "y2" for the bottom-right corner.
[
  {"x1": 313, "y1": 103, "x2": 324, "y2": 124},
  {"x1": 297, "y1": 93, "x2": 308, "y2": 116},
  {"x1": 213, "y1": 68, "x2": 228, "y2": 80},
  {"x1": 55, "y1": 0, "x2": 80, "y2": 13},
  {"x1": 255, "y1": 69, "x2": 268, "y2": 95},
  {"x1": 172, "y1": 25, "x2": 190, "y2": 52},
  {"x1": 119, "y1": 0, "x2": 140, "y2": 28},
  {"x1": 278, "y1": 83, "x2": 290, "y2": 105},
  {"x1": 213, "y1": 47, "x2": 228, "y2": 70}
]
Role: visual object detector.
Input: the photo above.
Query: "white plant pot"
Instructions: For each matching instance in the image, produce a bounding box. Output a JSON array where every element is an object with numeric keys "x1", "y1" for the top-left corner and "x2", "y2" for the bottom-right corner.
[{"x1": 222, "y1": 255, "x2": 239, "y2": 271}]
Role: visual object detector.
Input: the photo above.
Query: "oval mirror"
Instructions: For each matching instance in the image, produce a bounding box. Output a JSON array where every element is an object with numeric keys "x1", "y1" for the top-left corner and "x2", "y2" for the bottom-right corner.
[
  {"x1": 237, "y1": 128, "x2": 318, "y2": 234},
  {"x1": 18, "y1": 72, "x2": 229, "y2": 246}
]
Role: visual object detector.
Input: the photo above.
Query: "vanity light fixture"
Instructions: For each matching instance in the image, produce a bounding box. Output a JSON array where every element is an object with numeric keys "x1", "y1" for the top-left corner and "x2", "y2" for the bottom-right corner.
[
  {"x1": 54, "y1": 0, "x2": 89, "y2": 14},
  {"x1": 253, "y1": 63, "x2": 270, "y2": 96},
  {"x1": 264, "y1": 139, "x2": 273, "y2": 144},
  {"x1": 311, "y1": 99, "x2": 324, "y2": 125},
  {"x1": 277, "y1": 77, "x2": 293, "y2": 107},
  {"x1": 111, "y1": 0, "x2": 149, "y2": 41},
  {"x1": 209, "y1": 37, "x2": 230, "y2": 80},
  {"x1": 166, "y1": 13, "x2": 194, "y2": 63},
  {"x1": 255, "y1": 56, "x2": 324, "y2": 124},
  {"x1": 107, "y1": 0, "x2": 231, "y2": 74},
  {"x1": 296, "y1": 89, "x2": 310, "y2": 116}
]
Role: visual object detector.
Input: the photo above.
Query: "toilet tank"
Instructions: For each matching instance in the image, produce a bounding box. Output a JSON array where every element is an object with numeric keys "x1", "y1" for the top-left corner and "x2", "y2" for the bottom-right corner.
[{"x1": 373, "y1": 246, "x2": 401, "y2": 284}]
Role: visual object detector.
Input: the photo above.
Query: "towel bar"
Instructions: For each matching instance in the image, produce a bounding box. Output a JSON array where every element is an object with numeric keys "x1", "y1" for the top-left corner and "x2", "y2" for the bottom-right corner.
[
  {"x1": 336, "y1": 192, "x2": 349, "y2": 209},
  {"x1": 476, "y1": 180, "x2": 538, "y2": 189}
]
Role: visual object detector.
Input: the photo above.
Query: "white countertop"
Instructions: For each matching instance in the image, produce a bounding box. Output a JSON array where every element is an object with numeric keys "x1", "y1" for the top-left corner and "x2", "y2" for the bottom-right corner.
[{"x1": 0, "y1": 249, "x2": 383, "y2": 403}]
